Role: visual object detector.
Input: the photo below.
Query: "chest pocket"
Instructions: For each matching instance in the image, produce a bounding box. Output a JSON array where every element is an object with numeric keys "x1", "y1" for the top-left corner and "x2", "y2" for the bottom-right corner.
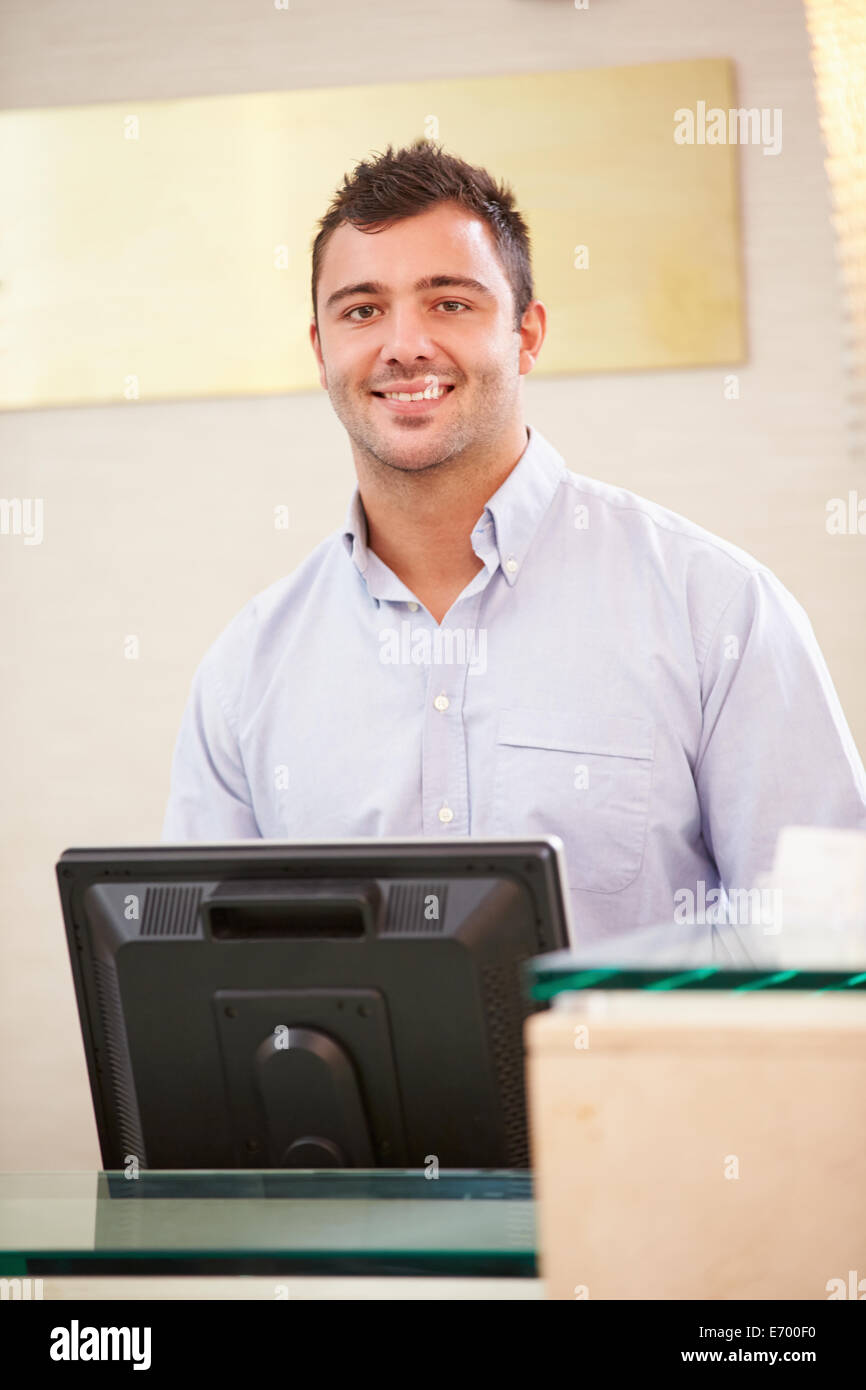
[{"x1": 492, "y1": 708, "x2": 655, "y2": 894}]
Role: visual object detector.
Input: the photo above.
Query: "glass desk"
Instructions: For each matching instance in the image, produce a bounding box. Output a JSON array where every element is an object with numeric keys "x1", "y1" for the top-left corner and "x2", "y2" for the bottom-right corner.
[{"x1": 0, "y1": 1170, "x2": 536, "y2": 1280}]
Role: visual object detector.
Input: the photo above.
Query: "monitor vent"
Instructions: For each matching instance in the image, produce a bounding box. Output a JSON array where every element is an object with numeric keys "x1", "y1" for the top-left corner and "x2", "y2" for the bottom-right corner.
[
  {"x1": 92, "y1": 958, "x2": 146, "y2": 1166},
  {"x1": 480, "y1": 960, "x2": 531, "y2": 1168},
  {"x1": 140, "y1": 885, "x2": 203, "y2": 937},
  {"x1": 383, "y1": 883, "x2": 448, "y2": 934}
]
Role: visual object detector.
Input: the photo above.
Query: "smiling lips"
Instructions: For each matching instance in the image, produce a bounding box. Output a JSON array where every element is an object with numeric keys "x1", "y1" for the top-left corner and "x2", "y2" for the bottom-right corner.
[{"x1": 371, "y1": 382, "x2": 456, "y2": 414}]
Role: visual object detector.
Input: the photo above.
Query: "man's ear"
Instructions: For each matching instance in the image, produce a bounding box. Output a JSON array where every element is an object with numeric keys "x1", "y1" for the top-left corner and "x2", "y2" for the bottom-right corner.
[
  {"x1": 309, "y1": 319, "x2": 328, "y2": 389},
  {"x1": 517, "y1": 299, "x2": 547, "y2": 377}
]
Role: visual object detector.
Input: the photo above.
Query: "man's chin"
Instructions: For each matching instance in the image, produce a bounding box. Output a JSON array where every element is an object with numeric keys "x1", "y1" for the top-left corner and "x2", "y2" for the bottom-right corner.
[
  {"x1": 365, "y1": 428, "x2": 461, "y2": 474},
  {"x1": 376, "y1": 449, "x2": 452, "y2": 474}
]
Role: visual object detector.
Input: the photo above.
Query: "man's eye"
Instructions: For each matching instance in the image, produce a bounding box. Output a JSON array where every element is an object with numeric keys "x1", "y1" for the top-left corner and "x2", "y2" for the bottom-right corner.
[{"x1": 344, "y1": 301, "x2": 469, "y2": 321}]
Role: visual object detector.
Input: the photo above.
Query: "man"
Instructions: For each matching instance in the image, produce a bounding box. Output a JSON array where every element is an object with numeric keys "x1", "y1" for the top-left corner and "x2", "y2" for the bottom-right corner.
[{"x1": 162, "y1": 140, "x2": 866, "y2": 943}]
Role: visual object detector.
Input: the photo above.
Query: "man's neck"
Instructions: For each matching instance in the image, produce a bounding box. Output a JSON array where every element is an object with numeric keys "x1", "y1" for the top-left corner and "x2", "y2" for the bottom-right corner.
[{"x1": 357, "y1": 423, "x2": 529, "y2": 624}]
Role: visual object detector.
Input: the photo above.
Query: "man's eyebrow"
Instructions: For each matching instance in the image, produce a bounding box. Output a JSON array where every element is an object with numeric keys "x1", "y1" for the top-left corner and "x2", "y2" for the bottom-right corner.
[
  {"x1": 324, "y1": 274, "x2": 494, "y2": 312},
  {"x1": 415, "y1": 275, "x2": 494, "y2": 298}
]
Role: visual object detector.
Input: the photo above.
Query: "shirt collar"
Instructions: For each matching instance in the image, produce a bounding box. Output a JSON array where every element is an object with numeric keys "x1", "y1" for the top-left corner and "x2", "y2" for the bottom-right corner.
[{"x1": 341, "y1": 424, "x2": 566, "y2": 588}]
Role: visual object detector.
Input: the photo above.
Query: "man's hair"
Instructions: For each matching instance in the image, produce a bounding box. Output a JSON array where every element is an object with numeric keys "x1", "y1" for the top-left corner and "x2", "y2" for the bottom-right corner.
[{"x1": 311, "y1": 140, "x2": 534, "y2": 331}]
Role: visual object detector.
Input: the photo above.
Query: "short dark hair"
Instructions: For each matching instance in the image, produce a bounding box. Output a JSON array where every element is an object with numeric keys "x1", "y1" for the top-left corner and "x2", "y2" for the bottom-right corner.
[{"x1": 311, "y1": 139, "x2": 534, "y2": 331}]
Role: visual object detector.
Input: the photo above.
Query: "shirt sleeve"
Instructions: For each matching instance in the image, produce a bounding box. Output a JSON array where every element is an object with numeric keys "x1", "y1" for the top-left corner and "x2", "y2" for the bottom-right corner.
[
  {"x1": 160, "y1": 646, "x2": 261, "y2": 842},
  {"x1": 694, "y1": 566, "x2": 866, "y2": 892}
]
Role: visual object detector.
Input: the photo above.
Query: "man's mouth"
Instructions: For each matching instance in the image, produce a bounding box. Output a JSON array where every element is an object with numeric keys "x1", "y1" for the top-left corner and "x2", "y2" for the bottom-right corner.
[
  {"x1": 371, "y1": 384, "x2": 455, "y2": 402},
  {"x1": 370, "y1": 383, "x2": 456, "y2": 415}
]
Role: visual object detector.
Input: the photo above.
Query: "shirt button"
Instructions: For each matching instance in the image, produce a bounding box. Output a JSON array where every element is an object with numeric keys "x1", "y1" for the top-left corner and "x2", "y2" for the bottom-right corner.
[
  {"x1": 408, "y1": 601, "x2": 419, "y2": 612},
  {"x1": 434, "y1": 693, "x2": 449, "y2": 712},
  {"x1": 438, "y1": 805, "x2": 454, "y2": 824},
  {"x1": 505, "y1": 557, "x2": 518, "y2": 574}
]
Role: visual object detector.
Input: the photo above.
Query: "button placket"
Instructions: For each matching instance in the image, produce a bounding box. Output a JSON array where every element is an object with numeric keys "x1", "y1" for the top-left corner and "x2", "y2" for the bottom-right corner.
[{"x1": 420, "y1": 592, "x2": 483, "y2": 834}]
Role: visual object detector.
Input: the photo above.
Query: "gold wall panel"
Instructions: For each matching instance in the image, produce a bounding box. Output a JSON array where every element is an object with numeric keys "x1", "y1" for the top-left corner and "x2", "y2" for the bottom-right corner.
[{"x1": 0, "y1": 58, "x2": 744, "y2": 410}]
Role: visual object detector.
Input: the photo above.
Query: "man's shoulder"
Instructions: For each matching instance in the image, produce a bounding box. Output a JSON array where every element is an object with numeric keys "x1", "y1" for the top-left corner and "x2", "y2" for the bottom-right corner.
[
  {"x1": 196, "y1": 529, "x2": 344, "y2": 680},
  {"x1": 558, "y1": 466, "x2": 762, "y2": 579},
  {"x1": 242, "y1": 528, "x2": 345, "y2": 626}
]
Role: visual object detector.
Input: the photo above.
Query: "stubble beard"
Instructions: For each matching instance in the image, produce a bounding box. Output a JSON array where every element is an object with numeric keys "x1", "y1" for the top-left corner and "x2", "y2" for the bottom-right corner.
[{"x1": 327, "y1": 364, "x2": 518, "y2": 477}]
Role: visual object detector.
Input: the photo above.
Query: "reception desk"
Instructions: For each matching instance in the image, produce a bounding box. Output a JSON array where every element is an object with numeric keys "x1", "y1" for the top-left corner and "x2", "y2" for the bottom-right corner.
[{"x1": 0, "y1": 1169, "x2": 543, "y2": 1300}]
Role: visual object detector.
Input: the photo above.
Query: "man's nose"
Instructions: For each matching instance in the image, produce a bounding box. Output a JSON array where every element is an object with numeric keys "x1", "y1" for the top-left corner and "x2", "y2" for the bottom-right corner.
[{"x1": 378, "y1": 304, "x2": 437, "y2": 364}]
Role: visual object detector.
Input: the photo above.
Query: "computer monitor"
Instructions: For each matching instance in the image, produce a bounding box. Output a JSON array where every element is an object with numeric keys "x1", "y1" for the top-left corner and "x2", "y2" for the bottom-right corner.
[{"x1": 57, "y1": 838, "x2": 572, "y2": 1171}]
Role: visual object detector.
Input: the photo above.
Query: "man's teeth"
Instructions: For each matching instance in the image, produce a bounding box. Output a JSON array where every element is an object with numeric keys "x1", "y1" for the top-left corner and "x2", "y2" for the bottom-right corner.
[{"x1": 382, "y1": 386, "x2": 449, "y2": 401}]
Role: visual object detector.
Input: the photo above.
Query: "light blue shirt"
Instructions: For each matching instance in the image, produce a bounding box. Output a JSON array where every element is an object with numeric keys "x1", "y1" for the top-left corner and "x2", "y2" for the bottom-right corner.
[{"x1": 161, "y1": 425, "x2": 866, "y2": 943}]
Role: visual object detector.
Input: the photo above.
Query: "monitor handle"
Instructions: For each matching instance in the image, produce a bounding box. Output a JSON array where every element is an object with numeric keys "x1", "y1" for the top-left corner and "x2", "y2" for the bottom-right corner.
[{"x1": 254, "y1": 1025, "x2": 375, "y2": 1167}]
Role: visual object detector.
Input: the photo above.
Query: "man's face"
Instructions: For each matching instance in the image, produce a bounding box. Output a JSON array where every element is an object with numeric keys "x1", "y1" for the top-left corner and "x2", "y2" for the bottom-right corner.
[{"x1": 310, "y1": 201, "x2": 534, "y2": 473}]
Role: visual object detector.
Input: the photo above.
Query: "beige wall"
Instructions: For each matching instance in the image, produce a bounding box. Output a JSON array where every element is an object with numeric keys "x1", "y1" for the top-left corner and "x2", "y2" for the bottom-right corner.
[{"x1": 1, "y1": 0, "x2": 862, "y2": 1168}]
